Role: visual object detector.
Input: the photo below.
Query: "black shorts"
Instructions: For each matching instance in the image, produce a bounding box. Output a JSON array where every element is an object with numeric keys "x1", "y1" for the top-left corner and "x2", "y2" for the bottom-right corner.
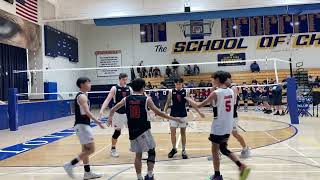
[
  {"x1": 272, "y1": 95, "x2": 282, "y2": 105},
  {"x1": 209, "y1": 134, "x2": 230, "y2": 144}
]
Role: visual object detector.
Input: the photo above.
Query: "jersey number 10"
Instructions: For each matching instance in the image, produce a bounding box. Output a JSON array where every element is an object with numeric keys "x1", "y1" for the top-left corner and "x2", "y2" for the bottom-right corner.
[{"x1": 130, "y1": 105, "x2": 140, "y2": 119}]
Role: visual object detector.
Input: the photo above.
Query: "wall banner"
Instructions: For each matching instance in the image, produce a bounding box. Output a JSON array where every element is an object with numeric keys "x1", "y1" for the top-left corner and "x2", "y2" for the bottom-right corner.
[{"x1": 95, "y1": 50, "x2": 122, "y2": 77}]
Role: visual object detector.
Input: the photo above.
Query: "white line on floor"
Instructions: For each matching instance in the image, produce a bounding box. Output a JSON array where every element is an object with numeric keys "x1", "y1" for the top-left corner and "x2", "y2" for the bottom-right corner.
[
  {"x1": 3, "y1": 170, "x2": 320, "y2": 175},
  {"x1": 264, "y1": 132, "x2": 320, "y2": 166}
]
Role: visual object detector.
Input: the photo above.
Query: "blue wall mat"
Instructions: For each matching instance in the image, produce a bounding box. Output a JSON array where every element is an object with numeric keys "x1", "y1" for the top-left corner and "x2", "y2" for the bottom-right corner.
[
  {"x1": 0, "y1": 100, "x2": 72, "y2": 130},
  {"x1": 44, "y1": 82, "x2": 58, "y2": 100},
  {"x1": 0, "y1": 105, "x2": 8, "y2": 130}
]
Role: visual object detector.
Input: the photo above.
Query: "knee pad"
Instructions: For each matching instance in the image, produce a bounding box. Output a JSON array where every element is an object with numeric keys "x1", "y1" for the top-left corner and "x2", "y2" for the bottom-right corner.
[
  {"x1": 147, "y1": 148, "x2": 156, "y2": 163},
  {"x1": 112, "y1": 130, "x2": 121, "y2": 139},
  {"x1": 220, "y1": 143, "x2": 231, "y2": 156}
]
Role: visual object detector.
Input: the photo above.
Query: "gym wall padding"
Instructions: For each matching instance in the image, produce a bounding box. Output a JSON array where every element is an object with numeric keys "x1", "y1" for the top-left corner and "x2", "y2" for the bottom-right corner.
[{"x1": 0, "y1": 100, "x2": 72, "y2": 130}]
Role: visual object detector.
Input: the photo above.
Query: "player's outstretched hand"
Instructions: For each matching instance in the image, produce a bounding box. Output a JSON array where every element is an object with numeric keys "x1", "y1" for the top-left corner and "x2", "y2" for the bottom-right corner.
[
  {"x1": 98, "y1": 111, "x2": 103, "y2": 120},
  {"x1": 173, "y1": 117, "x2": 185, "y2": 123},
  {"x1": 96, "y1": 120, "x2": 105, "y2": 129}
]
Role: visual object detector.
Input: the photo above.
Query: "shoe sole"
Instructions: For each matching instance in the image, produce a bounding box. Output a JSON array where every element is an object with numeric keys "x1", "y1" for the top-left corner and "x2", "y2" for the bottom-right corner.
[
  {"x1": 84, "y1": 177, "x2": 102, "y2": 180},
  {"x1": 240, "y1": 168, "x2": 251, "y2": 180},
  {"x1": 168, "y1": 152, "x2": 177, "y2": 158},
  {"x1": 63, "y1": 166, "x2": 75, "y2": 179}
]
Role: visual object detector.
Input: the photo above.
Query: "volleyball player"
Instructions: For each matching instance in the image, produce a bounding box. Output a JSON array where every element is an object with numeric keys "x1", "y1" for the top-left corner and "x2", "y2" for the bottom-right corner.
[
  {"x1": 108, "y1": 78, "x2": 183, "y2": 180},
  {"x1": 64, "y1": 77, "x2": 105, "y2": 180},
  {"x1": 186, "y1": 71, "x2": 250, "y2": 180},
  {"x1": 164, "y1": 78, "x2": 204, "y2": 159},
  {"x1": 99, "y1": 73, "x2": 131, "y2": 157},
  {"x1": 241, "y1": 82, "x2": 249, "y2": 112},
  {"x1": 226, "y1": 73, "x2": 250, "y2": 158},
  {"x1": 158, "y1": 81, "x2": 168, "y2": 111}
]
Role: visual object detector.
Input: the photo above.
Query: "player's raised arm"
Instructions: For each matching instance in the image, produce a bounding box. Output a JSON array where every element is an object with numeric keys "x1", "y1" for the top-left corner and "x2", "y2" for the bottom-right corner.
[
  {"x1": 186, "y1": 91, "x2": 217, "y2": 109},
  {"x1": 99, "y1": 86, "x2": 116, "y2": 118},
  {"x1": 147, "y1": 97, "x2": 183, "y2": 123},
  {"x1": 109, "y1": 98, "x2": 126, "y2": 126},
  {"x1": 186, "y1": 89, "x2": 205, "y2": 118},
  {"x1": 78, "y1": 95, "x2": 105, "y2": 129}
]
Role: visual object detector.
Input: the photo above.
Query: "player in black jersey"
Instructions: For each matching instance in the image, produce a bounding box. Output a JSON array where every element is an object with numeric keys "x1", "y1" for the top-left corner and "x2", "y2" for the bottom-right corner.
[
  {"x1": 225, "y1": 73, "x2": 250, "y2": 158},
  {"x1": 164, "y1": 78, "x2": 204, "y2": 159},
  {"x1": 99, "y1": 73, "x2": 132, "y2": 157},
  {"x1": 64, "y1": 77, "x2": 105, "y2": 180},
  {"x1": 109, "y1": 78, "x2": 183, "y2": 180},
  {"x1": 158, "y1": 81, "x2": 168, "y2": 111}
]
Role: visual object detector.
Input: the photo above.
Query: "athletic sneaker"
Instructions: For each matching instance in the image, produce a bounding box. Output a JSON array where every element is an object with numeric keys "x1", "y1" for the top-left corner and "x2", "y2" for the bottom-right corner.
[
  {"x1": 239, "y1": 165, "x2": 251, "y2": 180},
  {"x1": 111, "y1": 149, "x2": 119, "y2": 157},
  {"x1": 84, "y1": 172, "x2": 102, "y2": 179},
  {"x1": 63, "y1": 163, "x2": 75, "y2": 179},
  {"x1": 264, "y1": 110, "x2": 272, "y2": 114},
  {"x1": 208, "y1": 175, "x2": 223, "y2": 180},
  {"x1": 168, "y1": 148, "x2": 177, "y2": 158},
  {"x1": 240, "y1": 147, "x2": 250, "y2": 158},
  {"x1": 144, "y1": 174, "x2": 154, "y2": 180},
  {"x1": 280, "y1": 111, "x2": 285, "y2": 116},
  {"x1": 182, "y1": 150, "x2": 189, "y2": 159},
  {"x1": 274, "y1": 111, "x2": 280, "y2": 115}
]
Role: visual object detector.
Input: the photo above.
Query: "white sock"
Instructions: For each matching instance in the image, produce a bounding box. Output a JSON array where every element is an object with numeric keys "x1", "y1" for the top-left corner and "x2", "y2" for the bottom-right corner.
[
  {"x1": 148, "y1": 171, "x2": 153, "y2": 177},
  {"x1": 182, "y1": 145, "x2": 186, "y2": 151},
  {"x1": 172, "y1": 144, "x2": 176, "y2": 150},
  {"x1": 137, "y1": 174, "x2": 143, "y2": 180}
]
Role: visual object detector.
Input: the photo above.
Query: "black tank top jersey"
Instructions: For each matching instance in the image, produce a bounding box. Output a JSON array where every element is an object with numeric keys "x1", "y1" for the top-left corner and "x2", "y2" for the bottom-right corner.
[
  {"x1": 114, "y1": 85, "x2": 131, "y2": 114},
  {"x1": 158, "y1": 90, "x2": 169, "y2": 101},
  {"x1": 74, "y1": 92, "x2": 91, "y2": 126},
  {"x1": 125, "y1": 95, "x2": 151, "y2": 140},
  {"x1": 170, "y1": 89, "x2": 187, "y2": 117}
]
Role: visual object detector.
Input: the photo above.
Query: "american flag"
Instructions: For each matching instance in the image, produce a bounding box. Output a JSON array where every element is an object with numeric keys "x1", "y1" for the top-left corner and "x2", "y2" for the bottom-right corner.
[{"x1": 16, "y1": 0, "x2": 38, "y2": 23}]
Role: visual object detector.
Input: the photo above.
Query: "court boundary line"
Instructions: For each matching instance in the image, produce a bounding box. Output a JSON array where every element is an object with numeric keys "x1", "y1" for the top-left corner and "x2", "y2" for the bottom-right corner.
[
  {"x1": 0, "y1": 125, "x2": 298, "y2": 168},
  {"x1": 264, "y1": 131, "x2": 320, "y2": 166}
]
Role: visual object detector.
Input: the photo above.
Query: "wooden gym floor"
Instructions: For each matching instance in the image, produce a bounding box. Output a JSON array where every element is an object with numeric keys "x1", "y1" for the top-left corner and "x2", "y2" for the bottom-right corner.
[{"x1": 0, "y1": 109, "x2": 319, "y2": 180}]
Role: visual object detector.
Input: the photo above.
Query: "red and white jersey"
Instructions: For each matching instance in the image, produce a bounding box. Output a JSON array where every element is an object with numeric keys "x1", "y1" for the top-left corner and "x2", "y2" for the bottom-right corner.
[{"x1": 211, "y1": 88, "x2": 235, "y2": 135}]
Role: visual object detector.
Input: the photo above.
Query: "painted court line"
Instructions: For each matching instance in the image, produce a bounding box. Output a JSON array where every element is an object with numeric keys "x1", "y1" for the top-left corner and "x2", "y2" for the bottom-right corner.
[
  {"x1": 2, "y1": 170, "x2": 320, "y2": 175},
  {"x1": 264, "y1": 132, "x2": 320, "y2": 166}
]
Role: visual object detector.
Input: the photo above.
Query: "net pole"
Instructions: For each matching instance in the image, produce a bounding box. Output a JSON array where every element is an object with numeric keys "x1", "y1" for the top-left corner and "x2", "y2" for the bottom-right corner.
[
  {"x1": 289, "y1": 58, "x2": 293, "y2": 77},
  {"x1": 274, "y1": 59, "x2": 279, "y2": 83}
]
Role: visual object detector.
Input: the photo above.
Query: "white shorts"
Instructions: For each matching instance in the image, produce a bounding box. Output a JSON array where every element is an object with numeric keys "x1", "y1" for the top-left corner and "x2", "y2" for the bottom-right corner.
[
  {"x1": 112, "y1": 112, "x2": 127, "y2": 129},
  {"x1": 74, "y1": 124, "x2": 94, "y2": 145},
  {"x1": 169, "y1": 117, "x2": 188, "y2": 128},
  {"x1": 130, "y1": 130, "x2": 156, "y2": 153},
  {"x1": 232, "y1": 118, "x2": 239, "y2": 131}
]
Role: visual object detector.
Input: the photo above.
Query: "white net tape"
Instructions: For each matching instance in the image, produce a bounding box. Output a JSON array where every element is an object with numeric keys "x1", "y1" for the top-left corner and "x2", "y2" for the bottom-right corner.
[{"x1": 13, "y1": 58, "x2": 291, "y2": 97}]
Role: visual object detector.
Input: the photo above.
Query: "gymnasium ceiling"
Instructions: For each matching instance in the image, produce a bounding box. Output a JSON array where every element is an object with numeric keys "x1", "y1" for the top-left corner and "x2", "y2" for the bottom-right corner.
[{"x1": 43, "y1": 0, "x2": 320, "y2": 22}]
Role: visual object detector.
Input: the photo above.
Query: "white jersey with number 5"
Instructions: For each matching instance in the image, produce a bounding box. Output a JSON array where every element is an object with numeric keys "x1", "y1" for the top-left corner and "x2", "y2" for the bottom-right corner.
[{"x1": 211, "y1": 88, "x2": 235, "y2": 135}]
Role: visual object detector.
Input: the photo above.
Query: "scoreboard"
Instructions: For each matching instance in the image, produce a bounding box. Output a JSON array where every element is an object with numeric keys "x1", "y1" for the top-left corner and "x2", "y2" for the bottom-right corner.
[{"x1": 221, "y1": 13, "x2": 318, "y2": 37}]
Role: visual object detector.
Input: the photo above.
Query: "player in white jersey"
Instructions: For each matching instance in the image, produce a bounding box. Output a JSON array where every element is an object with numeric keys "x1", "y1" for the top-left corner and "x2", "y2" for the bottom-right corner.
[{"x1": 186, "y1": 71, "x2": 250, "y2": 180}]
